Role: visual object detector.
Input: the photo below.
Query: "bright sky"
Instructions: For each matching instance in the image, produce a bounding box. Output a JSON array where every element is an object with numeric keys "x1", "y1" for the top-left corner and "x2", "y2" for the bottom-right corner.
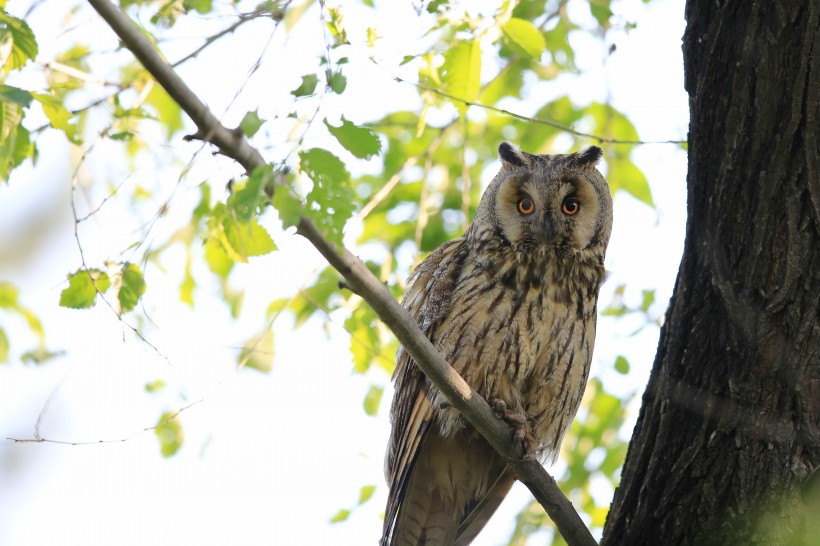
[{"x1": 0, "y1": 0, "x2": 688, "y2": 545}]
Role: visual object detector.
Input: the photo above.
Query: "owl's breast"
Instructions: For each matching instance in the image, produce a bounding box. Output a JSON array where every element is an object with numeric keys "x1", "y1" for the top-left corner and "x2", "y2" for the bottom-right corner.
[{"x1": 430, "y1": 256, "x2": 599, "y2": 454}]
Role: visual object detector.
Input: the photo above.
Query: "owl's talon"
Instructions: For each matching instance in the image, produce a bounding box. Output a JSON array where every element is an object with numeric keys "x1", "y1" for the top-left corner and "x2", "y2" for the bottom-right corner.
[{"x1": 490, "y1": 398, "x2": 536, "y2": 459}]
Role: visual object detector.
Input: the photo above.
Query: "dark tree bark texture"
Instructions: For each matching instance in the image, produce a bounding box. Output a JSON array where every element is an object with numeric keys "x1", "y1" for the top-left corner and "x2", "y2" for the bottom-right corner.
[{"x1": 602, "y1": 1, "x2": 819, "y2": 545}]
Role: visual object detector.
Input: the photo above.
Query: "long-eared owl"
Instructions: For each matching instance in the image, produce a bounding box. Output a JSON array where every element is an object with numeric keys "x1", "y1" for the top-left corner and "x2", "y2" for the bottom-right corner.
[{"x1": 381, "y1": 142, "x2": 613, "y2": 546}]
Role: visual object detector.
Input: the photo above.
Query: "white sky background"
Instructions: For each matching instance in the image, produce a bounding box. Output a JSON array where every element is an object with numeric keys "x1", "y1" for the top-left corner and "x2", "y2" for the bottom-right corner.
[{"x1": 0, "y1": 0, "x2": 688, "y2": 545}]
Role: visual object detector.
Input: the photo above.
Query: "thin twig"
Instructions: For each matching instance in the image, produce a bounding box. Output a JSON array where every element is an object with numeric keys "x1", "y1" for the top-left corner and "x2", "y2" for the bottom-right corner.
[
  {"x1": 381, "y1": 62, "x2": 685, "y2": 146},
  {"x1": 8, "y1": 399, "x2": 204, "y2": 445},
  {"x1": 83, "y1": 2, "x2": 598, "y2": 544}
]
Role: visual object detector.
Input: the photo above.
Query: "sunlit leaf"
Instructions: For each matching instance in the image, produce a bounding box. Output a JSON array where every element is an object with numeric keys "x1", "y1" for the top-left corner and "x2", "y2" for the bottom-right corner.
[
  {"x1": 154, "y1": 411, "x2": 184, "y2": 458},
  {"x1": 330, "y1": 509, "x2": 350, "y2": 523},
  {"x1": 117, "y1": 263, "x2": 146, "y2": 313},
  {"x1": 239, "y1": 328, "x2": 274, "y2": 373},
  {"x1": 328, "y1": 70, "x2": 347, "y2": 94},
  {"x1": 358, "y1": 484, "x2": 376, "y2": 505},
  {"x1": 146, "y1": 82, "x2": 183, "y2": 139},
  {"x1": 223, "y1": 217, "x2": 277, "y2": 261},
  {"x1": 0, "y1": 280, "x2": 17, "y2": 307},
  {"x1": 324, "y1": 116, "x2": 381, "y2": 159},
  {"x1": 0, "y1": 84, "x2": 31, "y2": 106},
  {"x1": 59, "y1": 269, "x2": 111, "y2": 309},
  {"x1": 291, "y1": 73, "x2": 319, "y2": 97},
  {"x1": 363, "y1": 385, "x2": 383, "y2": 416},
  {"x1": 272, "y1": 186, "x2": 303, "y2": 229},
  {"x1": 325, "y1": 7, "x2": 348, "y2": 48},
  {"x1": 180, "y1": 254, "x2": 195, "y2": 307},
  {"x1": 32, "y1": 92, "x2": 80, "y2": 144},
  {"x1": 0, "y1": 11, "x2": 38, "y2": 72},
  {"x1": 300, "y1": 148, "x2": 355, "y2": 245},
  {"x1": 0, "y1": 327, "x2": 8, "y2": 362},
  {"x1": 205, "y1": 236, "x2": 234, "y2": 278},
  {"x1": 145, "y1": 379, "x2": 166, "y2": 393},
  {"x1": 441, "y1": 39, "x2": 481, "y2": 115},
  {"x1": 614, "y1": 355, "x2": 630, "y2": 374},
  {"x1": 228, "y1": 166, "x2": 272, "y2": 222},
  {"x1": 501, "y1": 18, "x2": 546, "y2": 59},
  {"x1": 239, "y1": 109, "x2": 265, "y2": 138},
  {"x1": 640, "y1": 289, "x2": 655, "y2": 312},
  {"x1": 0, "y1": 100, "x2": 33, "y2": 181}
]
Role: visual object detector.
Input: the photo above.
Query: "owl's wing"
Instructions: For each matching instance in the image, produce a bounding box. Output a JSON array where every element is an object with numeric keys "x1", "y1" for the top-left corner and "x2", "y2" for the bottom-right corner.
[
  {"x1": 382, "y1": 237, "x2": 467, "y2": 544},
  {"x1": 453, "y1": 469, "x2": 516, "y2": 546}
]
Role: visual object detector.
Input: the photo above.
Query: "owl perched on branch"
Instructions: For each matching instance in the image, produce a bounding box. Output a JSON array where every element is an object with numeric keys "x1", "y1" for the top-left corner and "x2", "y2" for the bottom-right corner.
[{"x1": 381, "y1": 142, "x2": 613, "y2": 546}]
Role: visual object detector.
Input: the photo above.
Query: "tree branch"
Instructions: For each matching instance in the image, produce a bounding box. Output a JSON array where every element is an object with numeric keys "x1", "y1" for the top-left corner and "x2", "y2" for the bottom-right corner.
[{"x1": 85, "y1": 2, "x2": 597, "y2": 545}]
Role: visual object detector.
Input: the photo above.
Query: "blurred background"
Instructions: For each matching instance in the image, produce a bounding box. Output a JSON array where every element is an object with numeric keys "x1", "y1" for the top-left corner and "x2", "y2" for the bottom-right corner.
[{"x1": 0, "y1": 0, "x2": 688, "y2": 544}]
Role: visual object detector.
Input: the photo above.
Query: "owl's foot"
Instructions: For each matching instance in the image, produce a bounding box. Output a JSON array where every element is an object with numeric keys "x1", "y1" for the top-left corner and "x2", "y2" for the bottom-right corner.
[{"x1": 490, "y1": 399, "x2": 537, "y2": 460}]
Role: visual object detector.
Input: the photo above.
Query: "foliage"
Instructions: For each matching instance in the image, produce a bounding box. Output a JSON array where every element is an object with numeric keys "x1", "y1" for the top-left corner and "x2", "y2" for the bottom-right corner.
[{"x1": 0, "y1": 0, "x2": 672, "y2": 543}]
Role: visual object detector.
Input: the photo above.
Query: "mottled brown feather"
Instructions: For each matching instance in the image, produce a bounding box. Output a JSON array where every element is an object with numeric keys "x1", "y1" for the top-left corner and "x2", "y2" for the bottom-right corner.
[{"x1": 382, "y1": 143, "x2": 612, "y2": 546}]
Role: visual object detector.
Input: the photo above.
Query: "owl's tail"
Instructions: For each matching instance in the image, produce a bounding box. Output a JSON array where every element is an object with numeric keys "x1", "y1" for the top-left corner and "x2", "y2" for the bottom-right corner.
[{"x1": 389, "y1": 488, "x2": 459, "y2": 546}]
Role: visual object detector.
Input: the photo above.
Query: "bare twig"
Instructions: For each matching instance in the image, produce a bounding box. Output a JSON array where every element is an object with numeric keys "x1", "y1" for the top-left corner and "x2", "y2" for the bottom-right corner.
[
  {"x1": 83, "y1": 2, "x2": 597, "y2": 544},
  {"x1": 382, "y1": 62, "x2": 685, "y2": 146},
  {"x1": 8, "y1": 399, "x2": 203, "y2": 445}
]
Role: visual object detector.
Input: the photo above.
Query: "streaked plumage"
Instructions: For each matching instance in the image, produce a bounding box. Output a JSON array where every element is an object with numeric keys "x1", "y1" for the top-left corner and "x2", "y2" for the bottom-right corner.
[{"x1": 381, "y1": 142, "x2": 613, "y2": 546}]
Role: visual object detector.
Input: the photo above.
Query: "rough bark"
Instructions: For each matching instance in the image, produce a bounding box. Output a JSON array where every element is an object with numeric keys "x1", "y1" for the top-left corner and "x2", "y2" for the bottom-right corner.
[{"x1": 602, "y1": 1, "x2": 820, "y2": 544}]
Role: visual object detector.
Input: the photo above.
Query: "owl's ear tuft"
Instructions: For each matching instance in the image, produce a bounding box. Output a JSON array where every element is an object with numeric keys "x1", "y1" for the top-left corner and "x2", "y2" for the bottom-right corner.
[
  {"x1": 573, "y1": 146, "x2": 603, "y2": 170},
  {"x1": 498, "y1": 142, "x2": 530, "y2": 169}
]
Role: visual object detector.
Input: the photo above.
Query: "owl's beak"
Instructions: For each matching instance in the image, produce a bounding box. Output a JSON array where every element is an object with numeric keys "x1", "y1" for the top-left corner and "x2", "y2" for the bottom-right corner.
[{"x1": 540, "y1": 216, "x2": 556, "y2": 243}]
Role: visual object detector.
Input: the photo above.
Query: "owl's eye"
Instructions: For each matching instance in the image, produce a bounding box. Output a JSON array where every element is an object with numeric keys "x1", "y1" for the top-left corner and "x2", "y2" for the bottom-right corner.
[
  {"x1": 561, "y1": 198, "x2": 580, "y2": 215},
  {"x1": 517, "y1": 197, "x2": 535, "y2": 215}
]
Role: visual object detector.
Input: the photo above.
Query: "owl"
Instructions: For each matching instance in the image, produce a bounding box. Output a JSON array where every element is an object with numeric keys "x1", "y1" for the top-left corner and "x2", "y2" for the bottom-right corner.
[{"x1": 380, "y1": 142, "x2": 613, "y2": 546}]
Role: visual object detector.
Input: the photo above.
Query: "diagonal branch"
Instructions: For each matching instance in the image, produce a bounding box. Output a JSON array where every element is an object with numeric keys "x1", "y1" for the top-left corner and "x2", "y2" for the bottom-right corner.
[{"x1": 85, "y1": 1, "x2": 597, "y2": 545}]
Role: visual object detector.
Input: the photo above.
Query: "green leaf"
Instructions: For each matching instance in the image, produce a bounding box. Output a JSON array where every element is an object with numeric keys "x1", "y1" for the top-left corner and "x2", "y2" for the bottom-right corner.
[
  {"x1": 239, "y1": 328, "x2": 274, "y2": 373},
  {"x1": 209, "y1": 202, "x2": 277, "y2": 262},
  {"x1": 501, "y1": 18, "x2": 546, "y2": 59},
  {"x1": 615, "y1": 160, "x2": 654, "y2": 206},
  {"x1": 154, "y1": 411, "x2": 184, "y2": 458},
  {"x1": 358, "y1": 484, "x2": 376, "y2": 505},
  {"x1": 0, "y1": 11, "x2": 38, "y2": 72},
  {"x1": 363, "y1": 385, "x2": 383, "y2": 416},
  {"x1": 328, "y1": 71, "x2": 347, "y2": 94},
  {"x1": 325, "y1": 7, "x2": 348, "y2": 47},
  {"x1": 145, "y1": 379, "x2": 166, "y2": 393},
  {"x1": 0, "y1": 100, "x2": 34, "y2": 181},
  {"x1": 31, "y1": 92, "x2": 80, "y2": 144},
  {"x1": 146, "y1": 82, "x2": 183, "y2": 139},
  {"x1": 590, "y1": 0, "x2": 614, "y2": 27},
  {"x1": 640, "y1": 289, "x2": 656, "y2": 312},
  {"x1": 441, "y1": 39, "x2": 481, "y2": 115},
  {"x1": 239, "y1": 109, "x2": 264, "y2": 138},
  {"x1": 0, "y1": 327, "x2": 8, "y2": 362},
  {"x1": 186, "y1": 0, "x2": 212, "y2": 14},
  {"x1": 204, "y1": 237, "x2": 233, "y2": 278},
  {"x1": 117, "y1": 263, "x2": 146, "y2": 313},
  {"x1": 0, "y1": 84, "x2": 32, "y2": 106},
  {"x1": 180, "y1": 255, "x2": 195, "y2": 307},
  {"x1": 223, "y1": 217, "x2": 277, "y2": 261},
  {"x1": 227, "y1": 165, "x2": 274, "y2": 222},
  {"x1": 291, "y1": 73, "x2": 319, "y2": 97},
  {"x1": 614, "y1": 356, "x2": 629, "y2": 374},
  {"x1": 330, "y1": 509, "x2": 350, "y2": 523},
  {"x1": 271, "y1": 186, "x2": 303, "y2": 229},
  {"x1": 324, "y1": 116, "x2": 381, "y2": 159},
  {"x1": 300, "y1": 148, "x2": 355, "y2": 245},
  {"x1": 59, "y1": 269, "x2": 111, "y2": 309},
  {"x1": 20, "y1": 347, "x2": 62, "y2": 365},
  {"x1": 0, "y1": 280, "x2": 18, "y2": 307}
]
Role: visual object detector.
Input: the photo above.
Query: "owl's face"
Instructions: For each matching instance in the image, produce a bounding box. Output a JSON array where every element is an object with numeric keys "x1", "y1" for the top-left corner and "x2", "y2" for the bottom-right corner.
[{"x1": 473, "y1": 142, "x2": 613, "y2": 262}]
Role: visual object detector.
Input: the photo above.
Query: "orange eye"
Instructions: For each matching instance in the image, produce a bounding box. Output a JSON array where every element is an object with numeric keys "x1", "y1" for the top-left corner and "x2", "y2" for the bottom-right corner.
[
  {"x1": 561, "y1": 198, "x2": 580, "y2": 215},
  {"x1": 517, "y1": 197, "x2": 535, "y2": 215}
]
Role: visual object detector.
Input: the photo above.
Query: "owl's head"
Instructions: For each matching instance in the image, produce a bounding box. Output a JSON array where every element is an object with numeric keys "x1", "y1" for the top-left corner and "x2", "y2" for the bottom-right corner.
[{"x1": 470, "y1": 142, "x2": 613, "y2": 262}]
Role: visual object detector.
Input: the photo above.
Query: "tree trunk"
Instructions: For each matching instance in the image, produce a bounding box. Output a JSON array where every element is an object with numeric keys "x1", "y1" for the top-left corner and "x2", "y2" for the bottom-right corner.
[{"x1": 602, "y1": 1, "x2": 820, "y2": 544}]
